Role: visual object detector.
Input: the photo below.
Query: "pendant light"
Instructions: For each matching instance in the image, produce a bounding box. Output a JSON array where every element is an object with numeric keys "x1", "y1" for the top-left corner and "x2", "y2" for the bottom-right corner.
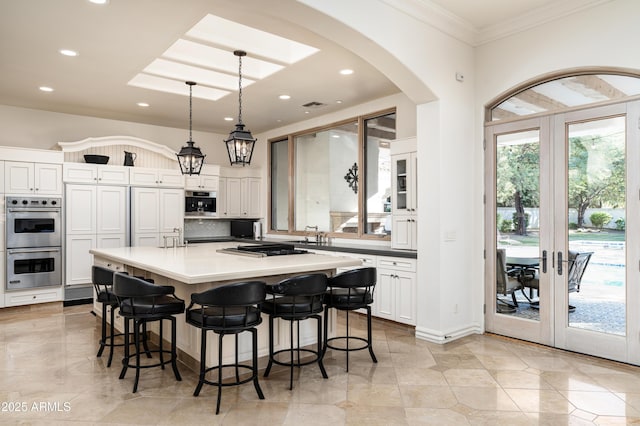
[
  {"x1": 176, "y1": 81, "x2": 206, "y2": 175},
  {"x1": 224, "y1": 50, "x2": 256, "y2": 166}
]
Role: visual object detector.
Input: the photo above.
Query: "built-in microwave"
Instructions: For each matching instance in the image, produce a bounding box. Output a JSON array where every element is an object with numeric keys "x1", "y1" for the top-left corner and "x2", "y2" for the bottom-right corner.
[{"x1": 185, "y1": 191, "x2": 216, "y2": 217}]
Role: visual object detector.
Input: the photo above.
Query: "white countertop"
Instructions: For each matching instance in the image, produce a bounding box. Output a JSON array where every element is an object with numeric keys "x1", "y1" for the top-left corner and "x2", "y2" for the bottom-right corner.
[{"x1": 90, "y1": 242, "x2": 362, "y2": 284}]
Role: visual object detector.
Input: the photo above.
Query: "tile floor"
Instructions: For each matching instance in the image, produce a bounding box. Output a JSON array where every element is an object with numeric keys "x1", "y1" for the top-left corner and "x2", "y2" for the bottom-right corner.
[{"x1": 2, "y1": 303, "x2": 640, "y2": 425}]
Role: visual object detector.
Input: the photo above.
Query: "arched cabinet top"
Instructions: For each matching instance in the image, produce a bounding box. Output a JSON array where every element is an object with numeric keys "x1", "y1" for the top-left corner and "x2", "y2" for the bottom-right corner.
[{"x1": 58, "y1": 136, "x2": 178, "y2": 169}]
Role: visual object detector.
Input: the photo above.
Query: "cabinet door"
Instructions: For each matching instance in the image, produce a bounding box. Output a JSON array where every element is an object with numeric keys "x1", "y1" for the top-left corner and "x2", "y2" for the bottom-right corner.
[
  {"x1": 242, "y1": 177, "x2": 261, "y2": 217},
  {"x1": 97, "y1": 186, "x2": 127, "y2": 234},
  {"x1": 200, "y1": 174, "x2": 219, "y2": 191},
  {"x1": 157, "y1": 169, "x2": 184, "y2": 188},
  {"x1": 217, "y1": 177, "x2": 228, "y2": 217},
  {"x1": 226, "y1": 177, "x2": 242, "y2": 217},
  {"x1": 63, "y1": 163, "x2": 97, "y2": 183},
  {"x1": 34, "y1": 163, "x2": 62, "y2": 194},
  {"x1": 66, "y1": 235, "x2": 96, "y2": 286},
  {"x1": 66, "y1": 185, "x2": 97, "y2": 234},
  {"x1": 98, "y1": 166, "x2": 129, "y2": 185},
  {"x1": 409, "y1": 152, "x2": 417, "y2": 214},
  {"x1": 159, "y1": 189, "x2": 184, "y2": 233},
  {"x1": 390, "y1": 215, "x2": 413, "y2": 250},
  {"x1": 97, "y1": 234, "x2": 127, "y2": 249},
  {"x1": 391, "y1": 153, "x2": 410, "y2": 215},
  {"x1": 184, "y1": 175, "x2": 201, "y2": 191},
  {"x1": 375, "y1": 269, "x2": 396, "y2": 321},
  {"x1": 129, "y1": 169, "x2": 158, "y2": 186},
  {"x1": 133, "y1": 233, "x2": 159, "y2": 247},
  {"x1": 395, "y1": 272, "x2": 417, "y2": 325},
  {"x1": 132, "y1": 187, "x2": 159, "y2": 233},
  {"x1": 4, "y1": 161, "x2": 34, "y2": 194},
  {"x1": 0, "y1": 161, "x2": 4, "y2": 194}
]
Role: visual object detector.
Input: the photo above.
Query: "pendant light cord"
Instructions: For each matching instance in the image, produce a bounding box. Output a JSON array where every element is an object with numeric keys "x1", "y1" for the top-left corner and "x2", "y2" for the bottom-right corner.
[
  {"x1": 237, "y1": 53, "x2": 243, "y2": 125},
  {"x1": 189, "y1": 82, "x2": 193, "y2": 142}
]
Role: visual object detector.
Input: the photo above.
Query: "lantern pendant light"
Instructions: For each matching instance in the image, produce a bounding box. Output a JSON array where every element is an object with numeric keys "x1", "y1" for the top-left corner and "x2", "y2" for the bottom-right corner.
[
  {"x1": 176, "y1": 81, "x2": 205, "y2": 175},
  {"x1": 224, "y1": 50, "x2": 256, "y2": 166}
]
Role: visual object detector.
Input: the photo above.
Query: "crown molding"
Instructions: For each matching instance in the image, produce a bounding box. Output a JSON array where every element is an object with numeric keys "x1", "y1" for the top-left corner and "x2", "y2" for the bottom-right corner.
[{"x1": 381, "y1": 0, "x2": 613, "y2": 47}]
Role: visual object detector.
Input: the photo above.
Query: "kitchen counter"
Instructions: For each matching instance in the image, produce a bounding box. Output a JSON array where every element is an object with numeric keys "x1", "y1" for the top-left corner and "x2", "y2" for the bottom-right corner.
[
  {"x1": 256, "y1": 238, "x2": 418, "y2": 259},
  {"x1": 89, "y1": 241, "x2": 361, "y2": 285}
]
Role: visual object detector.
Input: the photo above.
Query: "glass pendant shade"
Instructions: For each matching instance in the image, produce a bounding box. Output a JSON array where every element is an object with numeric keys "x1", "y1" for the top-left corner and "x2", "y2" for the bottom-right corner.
[
  {"x1": 177, "y1": 141, "x2": 205, "y2": 175},
  {"x1": 225, "y1": 123, "x2": 256, "y2": 166},
  {"x1": 176, "y1": 81, "x2": 205, "y2": 175},
  {"x1": 225, "y1": 50, "x2": 256, "y2": 166}
]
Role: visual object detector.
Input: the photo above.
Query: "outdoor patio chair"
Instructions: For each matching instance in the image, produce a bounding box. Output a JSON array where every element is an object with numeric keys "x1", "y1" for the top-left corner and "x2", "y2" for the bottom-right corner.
[{"x1": 496, "y1": 249, "x2": 523, "y2": 313}]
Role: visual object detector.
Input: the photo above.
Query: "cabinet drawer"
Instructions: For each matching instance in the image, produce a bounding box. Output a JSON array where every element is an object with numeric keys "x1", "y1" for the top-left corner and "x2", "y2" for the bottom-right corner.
[
  {"x1": 94, "y1": 257, "x2": 125, "y2": 272},
  {"x1": 377, "y1": 256, "x2": 416, "y2": 272},
  {"x1": 5, "y1": 287, "x2": 63, "y2": 307}
]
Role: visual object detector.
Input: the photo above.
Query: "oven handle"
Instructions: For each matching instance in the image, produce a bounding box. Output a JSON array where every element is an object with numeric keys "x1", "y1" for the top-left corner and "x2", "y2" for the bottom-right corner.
[
  {"x1": 7, "y1": 247, "x2": 61, "y2": 255},
  {"x1": 7, "y1": 208, "x2": 61, "y2": 214}
]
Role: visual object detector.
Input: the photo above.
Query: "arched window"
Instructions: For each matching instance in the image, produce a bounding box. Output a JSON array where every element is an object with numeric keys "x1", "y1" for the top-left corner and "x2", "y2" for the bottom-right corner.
[{"x1": 487, "y1": 70, "x2": 640, "y2": 122}]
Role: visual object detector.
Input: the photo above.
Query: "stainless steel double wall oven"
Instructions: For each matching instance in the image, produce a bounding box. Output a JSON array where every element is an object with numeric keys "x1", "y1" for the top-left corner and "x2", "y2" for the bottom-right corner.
[{"x1": 5, "y1": 196, "x2": 62, "y2": 290}]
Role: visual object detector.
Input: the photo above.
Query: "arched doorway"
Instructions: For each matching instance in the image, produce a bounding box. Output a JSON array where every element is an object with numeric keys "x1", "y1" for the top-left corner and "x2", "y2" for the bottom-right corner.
[{"x1": 484, "y1": 70, "x2": 640, "y2": 363}]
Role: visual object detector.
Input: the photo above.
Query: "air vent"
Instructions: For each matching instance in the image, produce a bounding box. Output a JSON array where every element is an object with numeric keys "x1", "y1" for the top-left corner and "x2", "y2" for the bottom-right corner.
[{"x1": 302, "y1": 101, "x2": 326, "y2": 108}]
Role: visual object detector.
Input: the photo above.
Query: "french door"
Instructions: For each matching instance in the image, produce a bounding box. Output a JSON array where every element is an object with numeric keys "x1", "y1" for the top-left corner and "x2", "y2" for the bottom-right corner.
[{"x1": 485, "y1": 100, "x2": 640, "y2": 364}]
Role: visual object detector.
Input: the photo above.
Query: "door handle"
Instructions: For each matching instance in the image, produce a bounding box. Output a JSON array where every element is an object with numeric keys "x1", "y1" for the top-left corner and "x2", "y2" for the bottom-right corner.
[
  {"x1": 542, "y1": 250, "x2": 547, "y2": 273},
  {"x1": 557, "y1": 251, "x2": 563, "y2": 275}
]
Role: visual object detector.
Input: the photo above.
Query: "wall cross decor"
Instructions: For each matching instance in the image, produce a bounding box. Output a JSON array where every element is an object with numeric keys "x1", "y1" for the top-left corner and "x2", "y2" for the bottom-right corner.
[{"x1": 344, "y1": 162, "x2": 358, "y2": 194}]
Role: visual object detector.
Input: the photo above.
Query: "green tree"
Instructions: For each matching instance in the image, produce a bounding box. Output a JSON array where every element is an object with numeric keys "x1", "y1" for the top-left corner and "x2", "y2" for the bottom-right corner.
[
  {"x1": 568, "y1": 135, "x2": 625, "y2": 227},
  {"x1": 496, "y1": 142, "x2": 539, "y2": 235}
]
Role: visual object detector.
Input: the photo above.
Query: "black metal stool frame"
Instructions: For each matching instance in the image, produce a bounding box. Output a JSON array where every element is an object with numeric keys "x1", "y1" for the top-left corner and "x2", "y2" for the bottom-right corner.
[
  {"x1": 92, "y1": 266, "x2": 152, "y2": 368},
  {"x1": 113, "y1": 273, "x2": 185, "y2": 393},
  {"x1": 262, "y1": 273, "x2": 328, "y2": 390},
  {"x1": 323, "y1": 267, "x2": 378, "y2": 371},
  {"x1": 186, "y1": 281, "x2": 266, "y2": 415}
]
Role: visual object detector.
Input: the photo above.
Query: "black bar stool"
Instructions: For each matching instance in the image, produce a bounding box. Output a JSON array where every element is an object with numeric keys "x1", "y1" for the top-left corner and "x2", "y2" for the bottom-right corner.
[
  {"x1": 92, "y1": 265, "x2": 123, "y2": 367},
  {"x1": 186, "y1": 281, "x2": 266, "y2": 415},
  {"x1": 261, "y1": 273, "x2": 328, "y2": 390},
  {"x1": 92, "y1": 266, "x2": 152, "y2": 367},
  {"x1": 323, "y1": 267, "x2": 377, "y2": 371},
  {"x1": 112, "y1": 272, "x2": 185, "y2": 393}
]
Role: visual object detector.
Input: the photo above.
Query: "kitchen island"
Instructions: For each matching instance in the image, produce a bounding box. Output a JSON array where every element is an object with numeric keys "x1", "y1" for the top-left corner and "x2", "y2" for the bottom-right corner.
[{"x1": 89, "y1": 241, "x2": 361, "y2": 370}]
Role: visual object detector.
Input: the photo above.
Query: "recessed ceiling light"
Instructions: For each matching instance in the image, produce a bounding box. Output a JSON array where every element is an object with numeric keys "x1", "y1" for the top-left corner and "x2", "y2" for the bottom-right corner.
[
  {"x1": 88, "y1": 0, "x2": 109, "y2": 4},
  {"x1": 137, "y1": 102, "x2": 149, "y2": 107},
  {"x1": 339, "y1": 69, "x2": 354, "y2": 75},
  {"x1": 224, "y1": 117, "x2": 234, "y2": 121},
  {"x1": 39, "y1": 86, "x2": 54, "y2": 92},
  {"x1": 279, "y1": 95, "x2": 291, "y2": 100},
  {"x1": 304, "y1": 111, "x2": 310, "y2": 114},
  {"x1": 59, "y1": 49, "x2": 78, "y2": 57},
  {"x1": 336, "y1": 100, "x2": 343, "y2": 104}
]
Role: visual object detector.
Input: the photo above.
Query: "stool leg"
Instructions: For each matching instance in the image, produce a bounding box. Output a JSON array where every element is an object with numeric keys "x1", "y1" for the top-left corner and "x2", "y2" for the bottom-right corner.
[
  {"x1": 322, "y1": 305, "x2": 329, "y2": 357},
  {"x1": 107, "y1": 304, "x2": 116, "y2": 367},
  {"x1": 366, "y1": 306, "x2": 377, "y2": 363},
  {"x1": 193, "y1": 327, "x2": 206, "y2": 397},
  {"x1": 216, "y1": 333, "x2": 223, "y2": 415},
  {"x1": 345, "y1": 310, "x2": 350, "y2": 372},
  {"x1": 288, "y1": 319, "x2": 294, "y2": 390},
  {"x1": 133, "y1": 319, "x2": 142, "y2": 393},
  {"x1": 235, "y1": 334, "x2": 240, "y2": 382},
  {"x1": 159, "y1": 319, "x2": 165, "y2": 369},
  {"x1": 119, "y1": 317, "x2": 130, "y2": 380},
  {"x1": 251, "y1": 328, "x2": 264, "y2": 400},
  {"x1": 142, "y1": 322, "x2": 152, "y2": 358},
  {"x1": 264, "y1": 315, "x2": 274, "y2": 378},
  {"x1": 170, "y1": 316, "x2": 181, "y2": 381},
  {"x1": 97, "y1": 303, "x2": 107, "y2": 358},
  {"x1": 316, "y1": 315, "x2": 328, "y2": 379}
]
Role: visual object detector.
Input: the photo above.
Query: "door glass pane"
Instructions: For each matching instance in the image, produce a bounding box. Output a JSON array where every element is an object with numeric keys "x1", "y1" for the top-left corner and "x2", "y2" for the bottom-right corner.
[
  {"x1": 566, "y1": 116, "x2": 626, "y2": 335},
  {"x1": 270, "y1": 139, "x2": 288, "y2": 231},
  {"x1": 496, "y1": 130, "x2": 540, "y2": 319}
]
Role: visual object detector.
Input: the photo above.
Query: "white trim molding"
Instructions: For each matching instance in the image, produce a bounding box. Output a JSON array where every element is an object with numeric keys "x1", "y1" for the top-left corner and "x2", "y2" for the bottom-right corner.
[{"x1": 415, "y1": 323, "x2": 481, "y2": 344}]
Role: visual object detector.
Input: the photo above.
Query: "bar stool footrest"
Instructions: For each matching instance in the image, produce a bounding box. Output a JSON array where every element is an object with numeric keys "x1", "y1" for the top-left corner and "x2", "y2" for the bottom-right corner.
[
  {"x1": 269, "y1": 347, "x2": 323, "y2": 368},
  {"x1": 121, "y1": 349, "x2": 176, "y2": 370},
  {"x1": 326, "y1": 335, "x2": 370, "y2": 352},
  {"x1": 197, "y1": 364, "x2": 258, "y2": 389}
]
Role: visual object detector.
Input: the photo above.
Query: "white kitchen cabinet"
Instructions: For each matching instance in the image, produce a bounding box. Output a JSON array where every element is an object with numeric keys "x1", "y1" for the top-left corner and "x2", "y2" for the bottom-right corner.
[
  {"x1": 5, "y1": 161, "x2": 62, "y2": 195},
  {"x1": 376, "y1": 257, "x2": 417, "y2": 325},
  {"x1": 390, "y1": 137, "x2": 417, "y2": 250},
  {"x1": 63, "y1": 162, "x2": 129, "y2": 185},
  {"x1": 65, "y1": 184, "x2": 128, "y2": 286},
  {"x1": 0, "y1": 161, "x2": 4, "y2": 193},
  {"x1": 241, "y1": 177, "x2": 261, "y2": 218},
  {"x1": 130, "y1": 167, "x2": 184, "y2": 188},
  {"x1": 131, "y1": 187, "x2": 184, "y2": 246},
  {"x1": 184, "y1": 164, "x2": 220, "y2": 191},
  {"x1": 217, "y1": 176, "x2": 261, "y2": 218},
  {"x1": 0, "y1": 256, "x2": 5, "y2": 308},
  {"x1": 391, "y1": 215, "x2": 417, "y2": 250}
]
